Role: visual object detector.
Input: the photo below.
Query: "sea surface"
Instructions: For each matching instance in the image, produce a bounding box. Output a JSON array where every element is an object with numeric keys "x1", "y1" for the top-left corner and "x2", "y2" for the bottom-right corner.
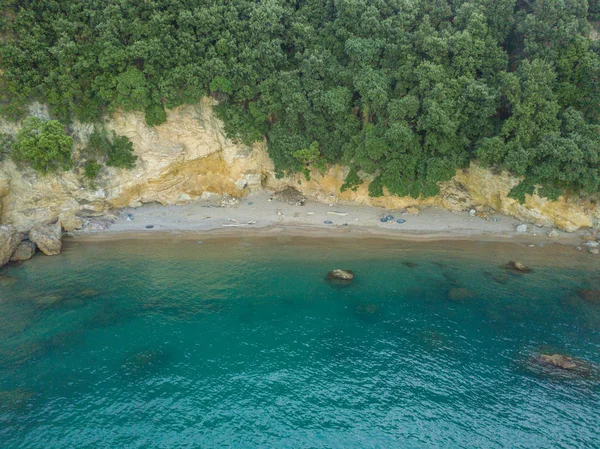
[{"x1": 0, "y1": 237, "x2": 599, "y2": 449}]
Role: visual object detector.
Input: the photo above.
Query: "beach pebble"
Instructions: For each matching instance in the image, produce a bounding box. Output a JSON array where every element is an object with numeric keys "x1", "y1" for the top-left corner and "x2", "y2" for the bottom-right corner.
[
  {"x1": 324, "y1": 220, "x2": 333, "y2": 224},
  {"x1": 516, "y1": 224, "x2": 528, "y2": 233},
  {"x1": 396, "y1": 219, "x2": 406, "y2": 224},
  {"x1": 247, "y1": 201, "x2": 253, "y2": 205},
  {"x1": 469, "y1": 209, "x2": 476, "y2": 216},
  {"x1": 492, "y1": 217, "x2": 500, "y2": 222},
  {"x1": 576, "y1": 246, "x2": 582, "y2": 251},
  {"x1": 548, "y1": 230, "x2": 559, "y2": 239},
  {"x1": 584, "y1": 241, "x2": 599, "y2": 248},
  {"x1": 589, "y1": 248, "x2": 600, "y2": 255},
  {"x1": 145, "y1": 225, "x2": 154, "y2": 229},
  {"x1": 126, "y1": 214, "x2": 134, "y2": 221},
  {"x1": 277, "y1": 211, "x2": 283, "y2": 216}
]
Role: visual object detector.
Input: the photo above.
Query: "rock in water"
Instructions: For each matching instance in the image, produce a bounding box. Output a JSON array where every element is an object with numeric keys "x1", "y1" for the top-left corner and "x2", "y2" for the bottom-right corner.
[
  {"x1": 539, "y1": 354, "x2": 577, "y2": 370},
  {"x1": 10, "y1": 241, "x2": 36, "y2": 262},
  {"x1": 504, "y1": 261, "x2": 532, "y2": 273},
  {"x1": 327, "y1": 269, "x2": 354, "y2": 281},
  {"x1": 29, "y1": 222, "x2": 62, "y2": 256},
  {"x1": 0, "y1": 225, "x2": 21, "y2": 267}
]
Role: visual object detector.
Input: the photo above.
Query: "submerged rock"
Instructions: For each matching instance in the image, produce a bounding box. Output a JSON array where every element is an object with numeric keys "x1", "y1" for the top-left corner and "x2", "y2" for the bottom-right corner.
[
  {"x1": 29, "y1": 222, "x2": 62, "y2": 256},
  {"x1": 10, "y1": 240, "x2": 36, "y2": 262},
  {"x1": 577, "y1": 289, "x2": 600, "y2": 304},
  {"x1": 504, "y1": 261, "x2": 532, "y2": 273},
  {"x1": 402, "y1": 261, "x2": 418, "y2": 268},
  {"x1": 120, "y1": 349, "x2": 172, "y2": 379},
  {"x1": 356, "y1": 303, "x2": 380, "y2": 315},
  {"x1": 0, "y1": 274, "x2": 17, "y2": 286},
  {"x1": 539, "y1": 354, "x2": 577, "y2": 370},
  {"x1": 327, "y1": 269, "x2": 354, "y2": 281},
  {"x1": 0, "y1": 225, "x2": 21, "y2": 267},
  {"x1": 448, "y1": 287, "x2": 474, "y2": 301},
  {"x1": 0, "y1": 388, "x2": 34, "y2": 410}
]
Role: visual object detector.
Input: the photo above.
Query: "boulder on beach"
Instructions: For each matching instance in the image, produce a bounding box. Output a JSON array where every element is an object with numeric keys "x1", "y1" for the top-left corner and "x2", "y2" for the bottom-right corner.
[
  {"x1": 29, "y1": 222, "x2": 62, "y2": 256},
  {"x1": 274, "y1": 186, "x2": 306, "y2": 205},
  {"x1": 10, "y1": 240, "x2": 36, "y2": 262},
  {"x1": 504, "y1": 261, "x2": 532, "y2": 273},
  {"x1": 327, "y1": 269, "x2": 354, "y2": 281},
  {"x1": 59, "y1": 214, "x2": 84, "y2": 232},
  {"x1": 538, "y1": 354, "x2": 577, "y2": 370},
  {"x1": 0, "y1": 225, "x2": 21, "y2": 268},
  {"x1": 516, "y1": 224, "x2": 528, "y2": 233}
]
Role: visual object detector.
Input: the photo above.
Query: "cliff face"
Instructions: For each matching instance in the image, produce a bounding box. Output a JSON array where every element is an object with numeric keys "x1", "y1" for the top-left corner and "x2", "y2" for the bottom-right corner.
[{"x1": 0, "y1": 99, "x2": 595, "y2": 232}]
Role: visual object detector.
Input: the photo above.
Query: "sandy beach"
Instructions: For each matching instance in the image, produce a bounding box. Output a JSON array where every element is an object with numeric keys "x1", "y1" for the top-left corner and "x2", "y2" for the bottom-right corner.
[{"x1": 72, "y1": 191, "x2": 584, "y2": 246}]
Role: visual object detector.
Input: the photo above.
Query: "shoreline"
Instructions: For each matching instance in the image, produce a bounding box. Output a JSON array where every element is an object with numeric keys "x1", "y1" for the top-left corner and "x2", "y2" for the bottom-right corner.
[
  {"x1": 68, "y1": 191, "x2": 586, "y2": 247},
  {"x1": 69, "y1": 222, "x2": 580, "y2": 245}
]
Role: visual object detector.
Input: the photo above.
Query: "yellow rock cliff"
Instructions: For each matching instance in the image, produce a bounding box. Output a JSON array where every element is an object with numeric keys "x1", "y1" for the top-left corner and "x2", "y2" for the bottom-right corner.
[{"x1": 0, "y1": 99, "x2": 595, "y2": 232}]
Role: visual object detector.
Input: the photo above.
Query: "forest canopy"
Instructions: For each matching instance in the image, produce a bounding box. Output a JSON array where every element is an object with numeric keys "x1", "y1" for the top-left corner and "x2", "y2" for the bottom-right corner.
[{"x1": 1, "y1": 0, "x2": 599, "y2": 200}]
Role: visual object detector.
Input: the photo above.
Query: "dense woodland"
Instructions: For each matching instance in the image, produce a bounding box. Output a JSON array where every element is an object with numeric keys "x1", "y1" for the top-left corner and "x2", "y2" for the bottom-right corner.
[{"x1": 1, "y1": 0, "x2": 600, "y2": 200}]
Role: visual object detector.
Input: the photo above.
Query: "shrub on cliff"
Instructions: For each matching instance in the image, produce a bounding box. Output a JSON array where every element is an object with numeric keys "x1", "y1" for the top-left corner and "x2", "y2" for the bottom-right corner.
[
  {"x1": 11, "y1": 117, "x2": 73, "y2": 174},
  {"x1": 84, "y1": 129, "x2": 137, "y2": 170},
  {"x1": 0, "y1": 133, "x2": 13, "y2": 161}
]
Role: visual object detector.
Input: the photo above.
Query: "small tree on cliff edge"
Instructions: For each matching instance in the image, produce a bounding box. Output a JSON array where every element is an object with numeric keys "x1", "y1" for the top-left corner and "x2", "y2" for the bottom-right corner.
[{"x1": 11, "y1": 117, "x2": 73, "y2": 174}]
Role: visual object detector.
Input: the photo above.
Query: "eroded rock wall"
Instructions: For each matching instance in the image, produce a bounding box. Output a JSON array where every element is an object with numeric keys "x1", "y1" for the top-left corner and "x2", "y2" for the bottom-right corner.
[{"x1": 0, "y1": 99, "x2": 596, "y2": 232}]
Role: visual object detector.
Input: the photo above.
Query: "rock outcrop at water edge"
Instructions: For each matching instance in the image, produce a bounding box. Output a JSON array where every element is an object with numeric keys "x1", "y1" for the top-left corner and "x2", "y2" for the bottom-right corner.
[
  {"x1": 0, "y1": 225, "x2": 21, "y2": 267},
  {"x1": 10, "y1": 240, "x2": 36, "y2": 262},
  {"x1": 504, "y1": 261, "x2": 532, "y2": 273},
  {"x1": 29, "y1": 222, "x2": 62, "y2": 256}
]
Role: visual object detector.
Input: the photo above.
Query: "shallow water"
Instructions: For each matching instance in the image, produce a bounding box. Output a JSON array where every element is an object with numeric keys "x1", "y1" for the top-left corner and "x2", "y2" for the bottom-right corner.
[{"x1": 1, "y1": 237, "x2": 599, "y2": 448}]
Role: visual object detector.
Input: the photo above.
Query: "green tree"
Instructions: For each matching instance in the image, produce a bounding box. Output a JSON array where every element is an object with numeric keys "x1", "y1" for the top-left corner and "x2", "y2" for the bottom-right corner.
[{"x1": 11, "y1": 117, "x2": 73, "y2": 173}]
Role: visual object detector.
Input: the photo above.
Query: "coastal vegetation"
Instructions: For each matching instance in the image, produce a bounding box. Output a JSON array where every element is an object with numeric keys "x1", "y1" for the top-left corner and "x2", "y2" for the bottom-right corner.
[{"x1": 1, "y1": 0, "x2": 599, "y2": 200}]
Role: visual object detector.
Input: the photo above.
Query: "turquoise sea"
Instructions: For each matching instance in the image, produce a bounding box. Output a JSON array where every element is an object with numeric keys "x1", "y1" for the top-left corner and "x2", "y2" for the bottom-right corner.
[{"x1": 0, "y1": 237, "x2": 599, "y2": 449}]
